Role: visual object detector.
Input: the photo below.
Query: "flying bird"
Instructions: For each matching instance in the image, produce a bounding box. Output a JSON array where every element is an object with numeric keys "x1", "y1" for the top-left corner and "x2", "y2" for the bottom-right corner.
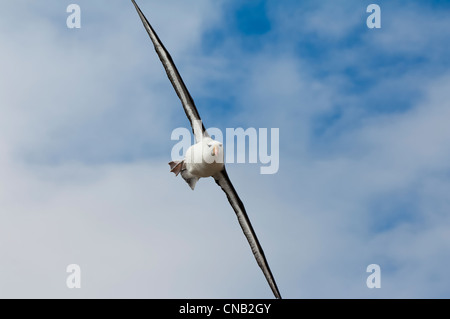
[{"x1": 131, "y1": 0, "x2": 281, "y2": 299}]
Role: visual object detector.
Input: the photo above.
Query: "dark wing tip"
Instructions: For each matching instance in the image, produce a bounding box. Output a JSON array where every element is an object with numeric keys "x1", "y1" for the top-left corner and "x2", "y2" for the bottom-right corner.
[{"x1": 213, "y1": 169, "x2": 282, "y2": 299}]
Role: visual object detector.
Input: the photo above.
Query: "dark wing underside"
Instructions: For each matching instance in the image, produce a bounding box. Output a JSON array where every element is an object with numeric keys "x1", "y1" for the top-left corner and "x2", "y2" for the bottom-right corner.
[
  {"x1": 131, "y1": 0, "x2": 208, "y2": 143},
  {"x1": 213, "y1": 168, "x2": 282, "y2": 299},
  {"x1": 132, "y1": 0, "x2": 281, "y2": 299}
]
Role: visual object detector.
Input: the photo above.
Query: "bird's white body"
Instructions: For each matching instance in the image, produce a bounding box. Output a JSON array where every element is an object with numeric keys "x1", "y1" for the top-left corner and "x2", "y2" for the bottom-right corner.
[{"x1": 185, "y1": 137, "x2": 224, "y2": 178}]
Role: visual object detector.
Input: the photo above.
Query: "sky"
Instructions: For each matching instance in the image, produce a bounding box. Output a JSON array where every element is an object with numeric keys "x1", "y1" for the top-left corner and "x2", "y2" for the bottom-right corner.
[{"x1": 0, "y1": 0, "x2": 450, "y2": 298}]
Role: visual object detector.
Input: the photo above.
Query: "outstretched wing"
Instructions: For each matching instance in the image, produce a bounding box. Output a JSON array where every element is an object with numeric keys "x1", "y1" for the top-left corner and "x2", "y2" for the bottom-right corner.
[
  {"x1": 213, "y1": 169, "x2": 282, "y2": 299},
  {"x1": 131, "y1": 0, "x2": 208, "y2": 142}
]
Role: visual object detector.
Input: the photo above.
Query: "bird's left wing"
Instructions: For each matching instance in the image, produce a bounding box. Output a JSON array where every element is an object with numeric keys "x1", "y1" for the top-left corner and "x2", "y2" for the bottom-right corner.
[
  {"x1": 213, "y1": 169, "x2": 282, "y2": 299},
  {"x1": 131, "y1": 0, "x2": 208, "y2": 142}
]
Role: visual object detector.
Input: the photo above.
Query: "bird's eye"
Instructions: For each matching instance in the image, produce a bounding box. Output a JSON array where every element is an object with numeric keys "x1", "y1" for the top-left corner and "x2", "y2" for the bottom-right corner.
[{"x1": 207, "y1": 144, "x2": 212, "y2": 148}]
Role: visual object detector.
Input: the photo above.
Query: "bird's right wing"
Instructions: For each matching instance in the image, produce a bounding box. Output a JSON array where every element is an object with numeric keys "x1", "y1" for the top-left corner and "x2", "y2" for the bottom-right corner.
[
  {"x1": 213, "y1": 168, "x2": 282, "y2": 299},
  {"x1": 131, "y1": 0, "x2": 208, "y2": 143}
]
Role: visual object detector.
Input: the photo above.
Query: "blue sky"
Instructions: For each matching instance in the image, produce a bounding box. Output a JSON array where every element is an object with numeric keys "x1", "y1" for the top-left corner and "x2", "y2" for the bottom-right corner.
[{"x1": 1, "y1": 0, "x2": 450, "y2": 298}]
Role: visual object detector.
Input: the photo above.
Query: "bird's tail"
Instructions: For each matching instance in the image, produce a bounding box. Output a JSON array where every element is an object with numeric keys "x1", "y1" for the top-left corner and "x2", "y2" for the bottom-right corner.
[
  {"x1": 168, "y1": 160, "x2": 199, "y2": 190},
  {"x1": 169, "y1": 160, "x2": 184, "y2": 176}
]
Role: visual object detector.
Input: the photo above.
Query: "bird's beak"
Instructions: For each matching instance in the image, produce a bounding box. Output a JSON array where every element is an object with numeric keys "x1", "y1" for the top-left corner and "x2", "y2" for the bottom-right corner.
[{"x1": 212, "y1": 145, "x2": 219, "y2": 156}]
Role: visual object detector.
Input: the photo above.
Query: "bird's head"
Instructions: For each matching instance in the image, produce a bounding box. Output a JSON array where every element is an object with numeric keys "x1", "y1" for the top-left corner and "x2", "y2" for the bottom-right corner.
[{"x1": 202, "y1": 138, "x2": 224, "y2": 164}]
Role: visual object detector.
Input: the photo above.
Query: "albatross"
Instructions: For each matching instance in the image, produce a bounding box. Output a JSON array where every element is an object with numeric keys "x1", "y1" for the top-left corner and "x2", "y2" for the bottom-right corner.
[{"x1": 131, "y1": 0, "x2": 282, "y2": 299}]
